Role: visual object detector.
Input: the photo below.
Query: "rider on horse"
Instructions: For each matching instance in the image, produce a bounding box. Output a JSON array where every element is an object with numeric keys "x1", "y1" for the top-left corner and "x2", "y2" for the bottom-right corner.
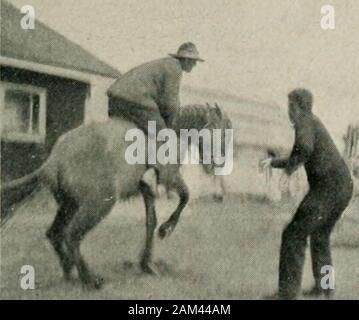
[{"x1": 107, "y1": 42, "x2": 204, "y2": 190}]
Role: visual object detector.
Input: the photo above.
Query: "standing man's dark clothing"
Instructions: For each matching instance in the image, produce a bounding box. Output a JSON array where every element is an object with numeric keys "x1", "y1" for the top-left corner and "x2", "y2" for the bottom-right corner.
[{"x1": 271, "y1": 104, "x2": 353, "y2": 299}]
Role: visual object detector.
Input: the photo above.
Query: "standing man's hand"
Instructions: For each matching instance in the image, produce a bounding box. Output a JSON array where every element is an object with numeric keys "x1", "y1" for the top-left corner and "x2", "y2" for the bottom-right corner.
[{"x1": 259, "y1": 158, "x2": 272, "y2": 171}]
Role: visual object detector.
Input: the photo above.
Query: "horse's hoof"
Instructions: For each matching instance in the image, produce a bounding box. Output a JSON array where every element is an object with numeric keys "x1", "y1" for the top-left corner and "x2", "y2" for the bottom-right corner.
[
  {"x1": 82, "y1": 275, "x2": 104, "y2": 290},
  {"x1": 158, "y1": 223, "x2": 174, "y2": 239},
  {"x1": 262, "y1": 292, "x2": 281, "y2": 300},
  {"x1": 123, "y1": 261, "x2": 134, "y2": 270},
  {"x1": 213, "y1": 194, "x2": 224, "y2": 202},
  {"x1": 140, "y1": 262, "x2": 159, "y2": 276},
  {"x1": 63, "y1": 272, "x2": 73, "y2": 282},
  {"x1": 158, "y1": 226, "x2": 167, "y2": 239}
]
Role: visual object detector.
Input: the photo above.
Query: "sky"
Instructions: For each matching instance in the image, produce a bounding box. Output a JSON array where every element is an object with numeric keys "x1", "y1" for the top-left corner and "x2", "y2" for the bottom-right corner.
[{"x1": 7, "y1": 0, "x2": 359, "y2": 141}]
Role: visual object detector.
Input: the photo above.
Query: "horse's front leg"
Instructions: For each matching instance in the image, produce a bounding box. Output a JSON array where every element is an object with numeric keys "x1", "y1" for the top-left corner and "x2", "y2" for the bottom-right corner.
[
  {"x1": 213, "y1": 175, "x2": 225, "y2": 202},
  {"x1": 139, "y1": 181, "x2": 158, "y2": 274},
  {"x1": 158, "y1": 174, "x2": 189, "y2": 239}
]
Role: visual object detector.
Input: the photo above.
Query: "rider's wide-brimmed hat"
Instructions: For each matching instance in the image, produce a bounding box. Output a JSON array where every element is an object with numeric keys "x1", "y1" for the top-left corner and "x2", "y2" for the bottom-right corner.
[{"x1": 169, "y1": 42, "x2": 205, "y2": 62}]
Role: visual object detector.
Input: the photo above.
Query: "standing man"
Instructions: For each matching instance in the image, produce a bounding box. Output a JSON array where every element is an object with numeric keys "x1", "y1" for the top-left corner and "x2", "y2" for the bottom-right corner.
[
  {"x1": 261, "y1": 88, "x2": 353, "y2": 299},
  {"x1": 107, "y1": 42, "x2": 204, "y2": 189}
]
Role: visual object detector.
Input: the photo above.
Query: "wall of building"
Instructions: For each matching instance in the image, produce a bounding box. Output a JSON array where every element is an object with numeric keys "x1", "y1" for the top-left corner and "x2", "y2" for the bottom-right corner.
[
  {"x1": 1, "y1": 66, "x2": 88, "y2": 180},
  {"x1": 84, "y1": 75, "x2": 115, "y2": 123}
]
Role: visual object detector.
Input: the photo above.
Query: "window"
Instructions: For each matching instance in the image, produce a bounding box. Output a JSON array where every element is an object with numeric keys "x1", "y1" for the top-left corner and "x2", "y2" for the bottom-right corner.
[{"x1": 0, "y1": 82, "x2": 46, "y2": 143}]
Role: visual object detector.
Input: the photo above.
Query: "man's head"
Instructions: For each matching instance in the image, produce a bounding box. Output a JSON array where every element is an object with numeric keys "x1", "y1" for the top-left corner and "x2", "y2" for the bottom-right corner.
[
  {"x1": 179, "y1": 58, "x2": 197, "y2": 72},
  {"x1": 169, "y1": 42, "x2": 204, "y2": 73},
  {"x1": 288, "y1": 88, "x2": 313, "y2": 124}
]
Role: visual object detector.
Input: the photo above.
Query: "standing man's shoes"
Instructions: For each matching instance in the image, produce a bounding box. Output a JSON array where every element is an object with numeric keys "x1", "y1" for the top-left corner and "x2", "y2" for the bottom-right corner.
[
  {"x1": 262, "y1": 292, "x2": 296, "y2": 300},
  {"x1": 303, "y1": 286, "x2": 334, "y2": 299}
]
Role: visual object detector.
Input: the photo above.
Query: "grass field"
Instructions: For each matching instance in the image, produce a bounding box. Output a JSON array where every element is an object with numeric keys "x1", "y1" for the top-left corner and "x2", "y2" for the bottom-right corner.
[{"x1": 1, "y1": 189, "x2": 358, "y2": 300}]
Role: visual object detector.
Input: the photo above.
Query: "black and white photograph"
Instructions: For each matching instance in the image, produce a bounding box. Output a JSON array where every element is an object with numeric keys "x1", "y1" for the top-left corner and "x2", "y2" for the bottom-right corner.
[{"x1": 0, "y1": 0, "x2": 359, "y2": 303}]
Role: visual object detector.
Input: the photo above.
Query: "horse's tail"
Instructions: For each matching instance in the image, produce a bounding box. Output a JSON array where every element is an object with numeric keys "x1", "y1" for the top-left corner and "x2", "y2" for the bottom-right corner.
[{"x1": 1, "y1": 166, "x2": 44, "y2": 226}]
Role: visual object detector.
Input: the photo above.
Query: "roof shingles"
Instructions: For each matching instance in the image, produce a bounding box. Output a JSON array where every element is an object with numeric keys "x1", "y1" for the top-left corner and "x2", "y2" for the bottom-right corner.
[{"x1": 0, "y1": 0, "x2": 121, "y2": 79}]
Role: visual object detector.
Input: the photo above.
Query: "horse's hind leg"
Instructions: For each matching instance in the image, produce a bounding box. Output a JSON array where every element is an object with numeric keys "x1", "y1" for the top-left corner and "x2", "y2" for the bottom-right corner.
[
  {"x1": 63, "y1": 196, "x2": 115, "y2": 290},
  {"x1": 139, "y1": 181, "x2": 158, "y2": 274},
  {"x1": 46, "y1": 189, "x2": 78, "y2": 280}
]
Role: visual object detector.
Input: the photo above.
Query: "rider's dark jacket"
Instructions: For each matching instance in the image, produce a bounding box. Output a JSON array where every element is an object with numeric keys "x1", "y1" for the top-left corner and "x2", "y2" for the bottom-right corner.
[{"x1": 107, "y1": 57, "x2": 183, "y2": 127}]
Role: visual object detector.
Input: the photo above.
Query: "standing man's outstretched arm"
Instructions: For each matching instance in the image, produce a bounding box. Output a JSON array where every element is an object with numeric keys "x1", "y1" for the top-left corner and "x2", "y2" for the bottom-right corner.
[{"x1": 271, "y1": 117, "x2": 315, "y2": 175}]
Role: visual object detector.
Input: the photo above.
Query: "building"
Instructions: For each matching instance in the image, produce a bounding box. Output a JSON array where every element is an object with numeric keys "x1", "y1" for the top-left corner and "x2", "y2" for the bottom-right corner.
[{"x1": 0, "y1": 0, "x2": 121, "y2": 181}]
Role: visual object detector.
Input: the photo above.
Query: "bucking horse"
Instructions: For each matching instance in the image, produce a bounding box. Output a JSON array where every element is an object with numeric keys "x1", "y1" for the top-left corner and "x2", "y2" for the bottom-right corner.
[{"x1": 1, "y1": 103, "x2": 231, "y2": 289}]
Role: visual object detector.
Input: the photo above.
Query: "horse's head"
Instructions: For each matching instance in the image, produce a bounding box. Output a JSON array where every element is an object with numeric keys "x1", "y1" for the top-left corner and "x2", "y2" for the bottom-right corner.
[
  {"x1": 204, "y1": 102, "x2": 223, "y2": 129},
  {"x1": 200, "y1": 103, "x2": 233, "y2": 174},
  {"x1": 205, "y1": 102, "x2": 232, "y2": 149},
  {"x1": 175, "y1": 103, "x2": 233, "y2": 174},
  {"x1": 205, "y1": 102, "x2": 232, "y2": 132}
]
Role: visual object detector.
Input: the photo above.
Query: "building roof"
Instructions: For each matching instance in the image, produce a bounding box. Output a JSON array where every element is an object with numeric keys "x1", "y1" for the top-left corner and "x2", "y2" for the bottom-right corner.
[{"x1": 0, "y1": 0, "x2": 121, "y2": 79}]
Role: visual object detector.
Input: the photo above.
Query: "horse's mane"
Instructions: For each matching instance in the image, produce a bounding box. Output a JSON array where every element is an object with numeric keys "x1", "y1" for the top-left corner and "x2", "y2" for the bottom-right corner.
[
  {"x1": 173, "y1": 104, "x2": 211, "y2": 131},
  {"x1": 173, "y1": 103, "x2": 231, "y2": 131}
]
